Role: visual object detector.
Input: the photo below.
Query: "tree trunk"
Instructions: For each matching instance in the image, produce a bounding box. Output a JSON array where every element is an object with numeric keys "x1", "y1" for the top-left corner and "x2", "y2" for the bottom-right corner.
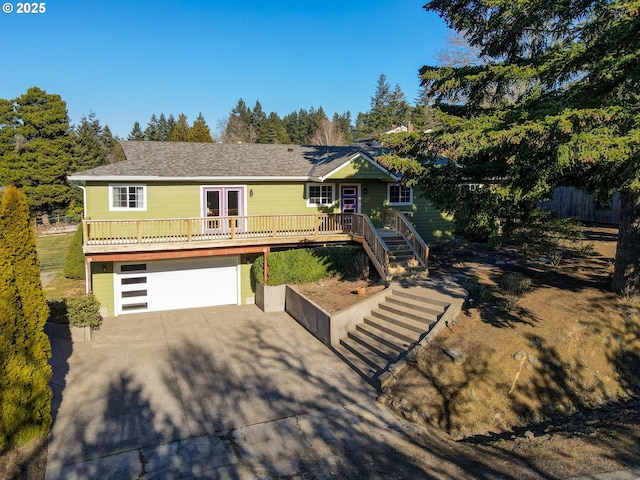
[{"x1": 612, "y1": 189, "x2": 640, "y2": 296}]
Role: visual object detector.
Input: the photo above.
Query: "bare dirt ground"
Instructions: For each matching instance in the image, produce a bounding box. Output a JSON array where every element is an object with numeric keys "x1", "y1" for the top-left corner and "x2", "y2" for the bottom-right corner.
[
  {"x1": 301, "y1": 226, "x2": 640, "y2": 478},
  {"x1": 295, "y1": 275, "x2": 387, "y2": 313}
]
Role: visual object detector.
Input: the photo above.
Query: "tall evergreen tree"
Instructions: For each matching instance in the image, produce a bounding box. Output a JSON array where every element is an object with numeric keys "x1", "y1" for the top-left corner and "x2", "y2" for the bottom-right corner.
[
  {"x1": 283, "y1": 110, "x2": 304, "y2": 144},
  {"x1": 0, "y1": 98, "x2": 17, "y2": 158},
  {"x1": 157, "y1": 113, "x2": 174, "y2": 141},
  {"x1": 0, "y1": 87, "x2": 75, "y2": 214},
  {"x1": 127, "y1": 121, "x2": 144, "y2": 141},
  {"x1": 259, "y1": 112, "x2": 290, "y2": 144},
  {"x1": 385, "y1": 0, "x2": 640, "y2": 295},
  {"x1": 187, "y1": 112, "x2": 213, "y2": 142},
  {"x1": 251, "y1": 101, "x2": 267, "y2": 142},
  {"x1": 73, "y1": 113, "x2": 109, "y2": 172},
  {"x1": 223, "y1": 99, "x2": 256, "y2": 143},
  {"x1": 333, "y1": 112, "x2": 353, "y2": 143},
  {"x1": 102, "y1": 126, "x2": 125, "y2": 164},
  {"x1": 170, "y1": 113, "x2": 190, "y2": 142},
  {"x1": 367, "y1": 74, "x2": 392, "y2": 133},
  {"x1": 388, "y1": 84, "x2": 411, "y2": 127},
  {"x1": 410, "y1": 87, "x2": 439, "y2": 131},
  {"x1": 0, "y1": 186, "x2": 52, "y2": 447},
  {"x1": 143, "y1": 114, "x2": 160, "y2": 141}
]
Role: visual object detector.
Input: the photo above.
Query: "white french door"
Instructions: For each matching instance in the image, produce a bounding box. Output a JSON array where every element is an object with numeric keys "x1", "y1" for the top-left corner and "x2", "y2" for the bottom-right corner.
[{"x1": 203, "y1": 187, "x2": 245, "y2": 233}]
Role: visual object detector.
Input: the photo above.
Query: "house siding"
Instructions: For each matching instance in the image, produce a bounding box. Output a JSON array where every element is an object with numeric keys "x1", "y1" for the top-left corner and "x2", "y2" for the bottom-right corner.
[
  {"x1": 386, "y1": 199, "x2": 454, "y2": 244},
  {"x1": 86, "y1": 183, "x2": 200, "y2": 219},
  {"x1": 91, "y1": 262, "x2": 115, "y2": 317},
  {"x1": 85, "y1": 181, "x2": 347, "y2": 219},
  {"x1": 246, "y1": 182, "x2": 338, "y2": 215},
  {"x1": 240, "y1": 254, "x2": 259, "y2": 305}
]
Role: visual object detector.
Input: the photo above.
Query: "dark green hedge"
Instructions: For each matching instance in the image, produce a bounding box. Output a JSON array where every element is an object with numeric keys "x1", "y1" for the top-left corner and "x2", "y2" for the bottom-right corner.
[
  {"x1": 253, "y1": 246, "x2": 365, "y2": 286},
  {"x1": 63, "y1": 225, "x2": 85, "y2": 279}
]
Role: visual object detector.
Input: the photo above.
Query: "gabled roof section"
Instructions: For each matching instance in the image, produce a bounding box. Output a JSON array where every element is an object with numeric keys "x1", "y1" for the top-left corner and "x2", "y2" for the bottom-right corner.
[
  {"x1": 68, "y1": 141, "x2": 394, "y2": 182},
  {"x1": 314, "y1": 152, "x2": 400, "y2": 182}
]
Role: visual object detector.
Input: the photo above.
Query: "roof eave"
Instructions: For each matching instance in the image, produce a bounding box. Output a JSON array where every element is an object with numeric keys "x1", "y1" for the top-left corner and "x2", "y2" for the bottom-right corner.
[{"x1": 67, "y1": 175, "x2": 313, "y2": 182}]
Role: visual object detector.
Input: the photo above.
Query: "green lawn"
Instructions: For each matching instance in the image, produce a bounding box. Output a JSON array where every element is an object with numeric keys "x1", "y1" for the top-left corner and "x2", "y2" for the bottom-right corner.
[
  {"x1": 36, "y1": 231, "x2": 74, "y2": 271},
  {"x1": 35, "y1": 231, "x2": 84, "y2": 300}
]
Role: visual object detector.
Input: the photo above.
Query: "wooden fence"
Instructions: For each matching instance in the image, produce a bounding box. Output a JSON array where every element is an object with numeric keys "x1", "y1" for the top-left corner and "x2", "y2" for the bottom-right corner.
[{"x1": 541, "y1": 187, "x2": 620, "y2": 225}]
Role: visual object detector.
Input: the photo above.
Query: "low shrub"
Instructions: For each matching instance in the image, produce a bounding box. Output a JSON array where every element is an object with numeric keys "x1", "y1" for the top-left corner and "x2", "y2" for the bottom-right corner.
[
  {"x1": 47, "y1": 299, "x2": 68, "y2": 324},
  {"x1": 500, "y1": 272, "x2": 532, "y2": 309},
  {"x1": 462, "y1": 275, "x2": 492, "y2": 303},
  {"x1": 253, "y1": 246, "x2": 366, "y2": 286},
  {"x1": 66, "y1": 294, "x2": 102, "y2": 328}
]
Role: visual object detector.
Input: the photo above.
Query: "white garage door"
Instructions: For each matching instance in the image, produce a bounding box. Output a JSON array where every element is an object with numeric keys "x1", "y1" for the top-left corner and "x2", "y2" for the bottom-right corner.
[{"x1": 115, "y1": 256, "x2": 239, "y2": 315}]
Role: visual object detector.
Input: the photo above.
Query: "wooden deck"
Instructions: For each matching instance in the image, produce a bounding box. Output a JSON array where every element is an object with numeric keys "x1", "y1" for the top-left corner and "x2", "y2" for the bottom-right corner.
[
  {"x1": 82, "y1": 211, "x2": 428, "y2": 281},
  {"x1": 83, "y1": 213, "x2": 362, "y2": 253}
]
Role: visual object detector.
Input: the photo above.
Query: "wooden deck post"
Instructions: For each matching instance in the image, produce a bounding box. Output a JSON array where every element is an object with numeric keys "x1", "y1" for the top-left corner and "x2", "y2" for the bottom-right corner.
[
  {"x1": 136, "y1": 221, "x2": 142, "y2": 244},
  {"x1": 82, "y1": 221, "x2": 89, "y2": 246},
  {"x1": 263, "y1": 247, "x2": 270, "y2": 285}
]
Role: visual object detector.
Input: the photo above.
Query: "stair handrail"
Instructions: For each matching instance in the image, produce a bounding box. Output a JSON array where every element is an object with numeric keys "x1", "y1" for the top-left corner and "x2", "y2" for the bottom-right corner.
[
  {"x1": 382, "y1": 209, "x2": 429, "y2": 269},
  {"x1": 353, "y1": 214, "x2": 390, "y2": 280}
]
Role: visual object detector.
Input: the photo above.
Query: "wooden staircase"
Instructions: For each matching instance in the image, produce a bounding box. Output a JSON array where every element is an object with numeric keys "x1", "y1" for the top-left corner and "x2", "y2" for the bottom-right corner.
[
  {"x1": 378, "y1": 229, "x2": 427, "y2": 278},
  {"x1": 332, "y1": 288, "x2": 453, "y2": 391}
]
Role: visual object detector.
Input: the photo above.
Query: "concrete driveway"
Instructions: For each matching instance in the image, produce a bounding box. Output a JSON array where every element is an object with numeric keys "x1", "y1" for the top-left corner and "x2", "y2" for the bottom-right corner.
[{"x1": 46, "y1": 305, "x2": 435, "y2": 479}]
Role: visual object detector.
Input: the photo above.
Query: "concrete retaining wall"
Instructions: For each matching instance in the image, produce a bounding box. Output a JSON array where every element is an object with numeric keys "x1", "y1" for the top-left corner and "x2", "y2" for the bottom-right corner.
[
  {"x1": 285, "y1": 285, "x2": 389, "y2": 347},
  {"x1": 285, "y1": 287, "x2": 331, "y2": 345}
]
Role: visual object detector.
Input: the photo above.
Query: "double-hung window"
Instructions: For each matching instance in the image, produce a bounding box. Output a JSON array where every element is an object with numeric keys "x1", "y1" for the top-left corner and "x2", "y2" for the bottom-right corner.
[
  {"x1": 307, "y1": 184, "x2": 334, "y2": 207},
  {"x1": 110, "y1": 185, "x2": 146, "y2": 211},
  {"x1": 387, "y1": 183, "x2": 412, "y2": 205}
]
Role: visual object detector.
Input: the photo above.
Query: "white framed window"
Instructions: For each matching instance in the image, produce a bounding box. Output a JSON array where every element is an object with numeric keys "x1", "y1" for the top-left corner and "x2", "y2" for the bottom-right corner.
[
  {"x1": 387, "y1": 183, "x2": 413, "y2": 205},
  {"x1": 109, "y1": 185, "x2": 147, "y2": 211},
  {"x1": 307, "y1": 183, "x2": 335, "y2": 207}
]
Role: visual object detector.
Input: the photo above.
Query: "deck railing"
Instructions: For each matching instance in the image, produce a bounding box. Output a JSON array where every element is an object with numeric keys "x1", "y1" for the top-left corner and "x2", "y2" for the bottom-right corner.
[
  {"x1": 358, "y1": 215, "x2": 390, "y2": 280},
  {"x1": 83, "y1": 212, "x2": 398, "y2": 279},
  {"x1": 83, "y1": 213, "x2": 365, "y2": 247},
  {"x1": 382, "y1": 209, "x2": 429, "y2": 268}
]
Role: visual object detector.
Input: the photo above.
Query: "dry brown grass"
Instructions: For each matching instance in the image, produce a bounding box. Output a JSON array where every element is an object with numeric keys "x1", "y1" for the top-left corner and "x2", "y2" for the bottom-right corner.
[{"x1": 384, "y1": 226, "x2": 640, "y2": 440}]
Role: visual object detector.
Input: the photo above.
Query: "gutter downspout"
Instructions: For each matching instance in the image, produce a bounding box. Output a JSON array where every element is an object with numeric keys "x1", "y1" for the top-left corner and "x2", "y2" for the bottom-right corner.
[{"x1": 69, "y1": 180, "x2": 90, "y2": 294}]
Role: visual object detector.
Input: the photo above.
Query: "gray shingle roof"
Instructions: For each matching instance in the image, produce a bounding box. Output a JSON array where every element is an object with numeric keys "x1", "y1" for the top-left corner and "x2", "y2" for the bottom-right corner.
[{"x1": 68, "y1": 141, "x2": 388, "y2": 181}]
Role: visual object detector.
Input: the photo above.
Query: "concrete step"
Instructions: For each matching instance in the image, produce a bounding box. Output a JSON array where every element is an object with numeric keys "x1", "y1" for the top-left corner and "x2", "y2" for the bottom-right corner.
[
  {"x1": 392, "y1": 289, "x2": 452, "y2": 309},
  {"x1": 363, "y1": 315, "x2": 423, "y2": 345},
  {"x1": 371, "y1": 308, "x2": 434, "y2": 335},
  {"x1": 373, "y1": 305, "x2": 437, "y2": 331},
  {"x1": 347, "y1": 328, "x2": 406, "y2": 361},
  {"x1": 332, "y1": 343, "x2": 382, "y2": 390},
  {"x1": 340, "y1": 336, "x2": 390, "y2": 371},
  {"x1": 355, "y1": 323, "x2": 411, "y2": 352},
  {"x1": 385, "y1": 294, "x2": 445, "y2": 318}
]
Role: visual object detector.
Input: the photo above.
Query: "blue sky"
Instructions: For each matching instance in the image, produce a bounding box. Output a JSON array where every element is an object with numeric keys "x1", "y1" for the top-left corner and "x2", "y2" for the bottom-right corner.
[{"x1": 0, "y1": 0, "x2": 451, "y2": 138}]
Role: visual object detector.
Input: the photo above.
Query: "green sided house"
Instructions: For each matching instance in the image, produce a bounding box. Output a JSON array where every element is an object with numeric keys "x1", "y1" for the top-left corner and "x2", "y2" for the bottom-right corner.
[{"x1": 69, "y1": 141, "x2": 452, "y2": 317}]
